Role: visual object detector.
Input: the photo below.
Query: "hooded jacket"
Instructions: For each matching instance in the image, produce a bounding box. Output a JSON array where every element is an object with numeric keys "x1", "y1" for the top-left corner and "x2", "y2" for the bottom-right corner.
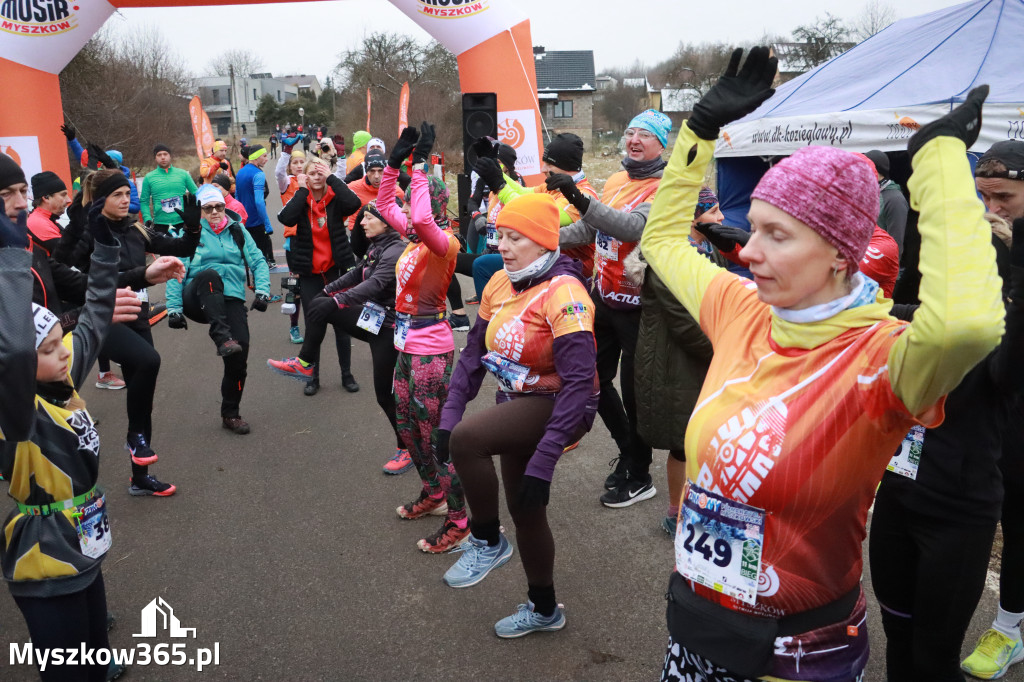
[
  {"x1": 323, "y1": 228, "x2": 406, "y2": 329},
  {"x1": 278, "y1": 174, "x2": 360, "y2": 276},
  {"x1": 0, "y1": 239, "x2": 118, "y2": 598}
]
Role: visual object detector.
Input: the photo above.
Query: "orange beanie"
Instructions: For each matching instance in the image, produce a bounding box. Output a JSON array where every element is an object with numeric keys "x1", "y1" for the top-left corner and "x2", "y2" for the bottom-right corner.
[{"x1": 495, "y1": 193, "x2": 560, "y2": 251}]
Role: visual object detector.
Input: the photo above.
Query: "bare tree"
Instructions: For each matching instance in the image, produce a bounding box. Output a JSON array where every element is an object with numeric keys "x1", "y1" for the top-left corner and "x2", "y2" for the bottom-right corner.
[
  {"x1": 851, "y1": 0, "x2": 897, "y2": 41},
  {"x1": 332, "y1": 33, "x2": 461, "y2": 156},
  {"x1": 60, "y1": 24, "x2": 195, "y2": 171},
  {"x1": 207, "y1": 48, "x2": 265, "y2": 78},
  {"x1": 791, "y1": 13, "x2": 853, "y2": 70}
]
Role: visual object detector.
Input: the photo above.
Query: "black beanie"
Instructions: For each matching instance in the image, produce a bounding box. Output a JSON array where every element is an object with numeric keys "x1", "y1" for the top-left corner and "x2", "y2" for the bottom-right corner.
[
  {"x1": 864, "y1": 150, "x2": 889, "y2": 179},
  {"x1": 31, "y1": 171, "x2": 66, "y2": 198},
  {"x1": 93, "y1": 171, "x2": 131, "y2": 201},
  {"x1": 0, "y1": 152, "x2": 26, "y2": 190},
  {"x1": 497, "y1": 144, "x2": 517, "y2": 171},
  {"x1": 364, "y1": 150, "x2": 387, "y2": 170},
  {"x1": 153, "y1": 143, "x2": 172, "y2": 156},
  {"x1": 543, "y1": 133, "x2": 584, "y2": 172},
  {"x1": 211, "y1": 173, "x2": 232, "y2": 192}
]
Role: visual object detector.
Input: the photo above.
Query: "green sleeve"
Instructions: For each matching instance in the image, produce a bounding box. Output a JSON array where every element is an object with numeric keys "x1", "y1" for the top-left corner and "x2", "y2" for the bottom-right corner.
[
  {"x1": 495, "y1": 176, "x2": 572, "y2": 226},
  {"x1": 184, "y1": 171, "x2": 198, "y2": 194},
  {"x1": 640, "y1": 123, "x2": 722, "y2": 324},
  {"x1": 887, "y1": 136, "x2": 1005, "y2": 414},
  {"x1": 140, "y1": 174, "x2": 152, "y2": 223}
]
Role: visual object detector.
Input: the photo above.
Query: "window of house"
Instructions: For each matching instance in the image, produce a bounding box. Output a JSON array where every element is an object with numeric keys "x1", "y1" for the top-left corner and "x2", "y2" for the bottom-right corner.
[
  {"x1": 212, "y1": 89, "x2": 220, "y2": 105},
  {"x1": 553, "y1": 100, "x2": 573, "y2": 118},
  {"x1": 253, "y1": 88, "x2": 258, "y2": 100},
  {"x1": 277, "y1": 90, "x2": 281, "y2": 102}
]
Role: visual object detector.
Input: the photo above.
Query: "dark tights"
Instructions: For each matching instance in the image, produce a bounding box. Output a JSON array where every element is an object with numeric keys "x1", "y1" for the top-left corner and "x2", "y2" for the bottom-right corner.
[
  {"x1": 298, "y1": 271, "x2": 352, "y2": 380},
  {"x1": 13, "y1": 571, "x2": 109, "y2": 682},
  {"x1": 299, "y1": 305, "x2": 400, "y2": 448},
  {"x1": 451, "y1": 396, "x2": 587, "y2": 611},
  {"x1": 246, "y1": 225, "x2": 275, "y2": 264},
  {"x1": 1000, "y1": 445, "x2": 1024, "y2": 612}
]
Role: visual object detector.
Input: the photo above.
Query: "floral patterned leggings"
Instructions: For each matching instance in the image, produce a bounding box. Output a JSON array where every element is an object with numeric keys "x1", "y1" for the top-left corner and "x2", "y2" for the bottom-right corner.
[{"x1": 393, "y1": 351, "x2": 465, "y2": 519}]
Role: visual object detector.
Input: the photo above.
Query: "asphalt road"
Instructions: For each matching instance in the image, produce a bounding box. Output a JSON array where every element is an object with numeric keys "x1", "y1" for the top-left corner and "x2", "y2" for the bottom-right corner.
[{"x1": 1, "y1": 160, "x2": 1018, "y2": 681}]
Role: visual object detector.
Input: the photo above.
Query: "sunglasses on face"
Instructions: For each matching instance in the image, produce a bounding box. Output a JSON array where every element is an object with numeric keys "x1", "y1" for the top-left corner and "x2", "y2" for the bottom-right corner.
[{"x1": 201, "y1": 204, "x2": 226, "y2": 213}]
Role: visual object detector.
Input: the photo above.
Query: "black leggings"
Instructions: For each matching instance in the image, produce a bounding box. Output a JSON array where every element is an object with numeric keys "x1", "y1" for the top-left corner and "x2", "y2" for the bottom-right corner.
[
  {"x1": 101, "y1": 320, "x2": 160, "y2": 440},
  {"x1": 182, "y1": 270, "x2": 251, "y2": 418},
  {"x1": 13, "y1": 571, "x2": 109, "y2": 682},
  {"x1": 593, "y1": 296, "x2": 651, "y2": 477},
  {"x1": 299, "y1": 304, "x2": 401, "y2": 448},
  {"x1": 446, "y1": 275, "x2": 463, "y2": 311},
  {"x1": 869, "y1": 481, "x2": 997, "y2": 681},
  {"x1": 451, "y1": 396, "x2": 586, "y2": 588},
  {"x1": 246, "y1": 225, "x2": 275, "y2": 264},
  {"x1": 1001, "y1": 449, "x2": 1024, "y2": 612},
  {"x1": 298, "y1": 271, "x2": 351, "y2": 378}
]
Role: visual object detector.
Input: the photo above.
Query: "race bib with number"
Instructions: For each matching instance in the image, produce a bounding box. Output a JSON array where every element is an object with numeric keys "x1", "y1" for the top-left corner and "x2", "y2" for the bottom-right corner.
[
  {"x1": 134, "y1": 288, "x2": 149, "y2": 303},
  {"x1": 596, "y1": 231, "x2": 620, "y2": 261},
  {"x1": 159, "y1": 196, "x2": 182, "y2": 214},
  {"x1": 76, "y1": 495, "x2": 111, "y2": 560},
  {"x1": 394, "y1": 314, "x2": 410, "y2": 351},
  {"x1": 357, "y1": 302, "x2": 386, "y2": 336},
  {"x1": 481, "y1": 351, "x2": 532, "y2": 393},
  {"x1": 676, "y1": 483, "x2": 766, "y2": 606},
  {"x1": 887, "y1": 424, "x2": 924, "y2": 480},
  {"x1": 486, "y1": 223, "x2": 499, "y2": 249}
]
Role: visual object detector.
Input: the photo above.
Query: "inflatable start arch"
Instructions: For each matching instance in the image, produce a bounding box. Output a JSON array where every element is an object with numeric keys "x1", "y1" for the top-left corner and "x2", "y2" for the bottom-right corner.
[{"x1": 0, "y1": 0, "x2": 543, "y2": 187}]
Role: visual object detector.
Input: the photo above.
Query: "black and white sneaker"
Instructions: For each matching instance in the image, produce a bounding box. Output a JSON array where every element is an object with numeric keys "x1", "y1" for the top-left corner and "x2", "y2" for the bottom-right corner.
[
  {"x1": 603, "y1": 456, "x2": 629, "y2": 491},
  {"x1": 449, "y1": 313, "x2": 471, "y2": 332},
  {"x1": 600, "y1": 473, "x2": 656, "y2": 508}
]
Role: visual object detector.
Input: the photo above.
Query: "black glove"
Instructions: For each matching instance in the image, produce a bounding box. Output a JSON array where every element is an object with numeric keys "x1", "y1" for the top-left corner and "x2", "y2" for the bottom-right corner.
[
  {"x1": 251, "y1": 294, "x2": 270, "y2": 312},
  {"x1": 60, "y1": 123, "x2": 76, "y2": 142},
  {"x1": 436, "y1": 429, "x2": 451, "y2": 463},
  {"x1": 0, "y1": 198, "x2": 29, "y2": 249},
  {"x1": 167, "y1": 312, "x2": 188, "y2": 330},
  {"x1": 174, "y1": 192, "x2": 202, "y2": 235},
  {"x1": 471, "y1": 136, "x2": 498, "y2": 161},
  {"x1": 87, "y1": 198, "x2": 115, "y2": 246},
  {"x1": 305, "y1": 295, "x2": 338, "y2": 324},
  {"x1": 688, "y1": 46, "x2": 778, "y2": 141},
  {"x1": 518, "y1": 475, "x2": 551, "y2": 509},
  {"x1": 907, "y1": 85, "x2": 988, "y2": 160},
  {"x1": 219, "y1": 161, "x2": 228, "y2": 170},
  {"x1": 312, "y1": 288, "x2": 330, "y2": 300},
  {"x1": 389, "y1": 126, "x2": 419, "y2": 170},
  {"x1": 412, "y1": 122, "x2": 435, "y2": 165},
  {"x1": 471, "y1": 213, "x2": 488, "y2": 236},
  {"x1": 88, "y1": 143, "x2": 118, "y2": 170},
  {"x1": 474, "y1": 158, "x2": 505, "y2": 193},
  {"x1": 693, "y1": 222, "x2": 750, "y2": 253},
  {"x1": 545, "y1": 173, "x2": 589, "y2": 215}
]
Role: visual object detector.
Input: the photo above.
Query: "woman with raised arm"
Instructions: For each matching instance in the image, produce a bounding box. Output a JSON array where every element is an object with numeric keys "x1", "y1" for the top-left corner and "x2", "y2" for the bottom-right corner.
[{"x1": 641, "y1": 48, "x2": 1004, "y2": 681}]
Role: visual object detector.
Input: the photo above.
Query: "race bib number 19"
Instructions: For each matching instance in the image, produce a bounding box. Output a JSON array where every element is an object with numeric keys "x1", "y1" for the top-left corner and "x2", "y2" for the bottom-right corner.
[{"x1": 675, "y1": 483, "x2": 766, "y2": 606}]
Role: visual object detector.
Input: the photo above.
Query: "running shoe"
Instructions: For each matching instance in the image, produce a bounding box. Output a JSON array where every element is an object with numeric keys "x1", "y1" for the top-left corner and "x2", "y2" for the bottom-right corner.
[
  {"x1": 289, "y1": 326, "x2": 304, "y2": 344},
  {"x1": 222, "y1": 416, "x2": 251, "y2": 435},
  {"x1": 600, "y1": 473, "x2": 657, "y2": 508},
  {"x1": 342, "y1": 372, "x2": 360, "y2": 393},
  {"x1": 106, "y1": 661, "x2": 127, "y2": 680},
  {"x1": 95, "y1": 372, "x2": 126, "y2": 390},
  {"x1": 125, "y1": 433, "x2": 158, "y2": 466},
  {"x1": 217, "y1": 339, "x2": 243, "y2": 357},
  {"x1": 604, "y1": 455, "x2": 628, "y2": 491},
  {"x1": 383, "y1": 448, "x2": 413, "y2": 475},
  {"x1": 417, "y1": 518, "x2": 471, "y2": 553},
  {"x1": 267, "y1": 357, "x2": 315, "y2": 381},
  {"x1": 562, "y1": 439, "x2": 581, "y2": 454},
  {"x1": 449, "y1": 313, "x2": 471, "y2": 332},
  {"x1": 128, "y1": 474, "x2": 176, "y2": 497},
  {"x1": 443, "y1": 533, "x2": 513, "y2": 588},
  {"x1": 464, "y1": 295, "x2": 480, "y2": 305},
  {"x1": 962, "y1": 629, "x2": 1024, "y2": 679},
  {"x1": 397, "y1": 489, "x2": 448, "y2": 519},
  {"x1": 494, "y1": 601, "x2": 566, "y2": 639},
  {"x1": 106, "y1": 612, "x2": 116, "y2": 631},
  {"x1": 303, "y1": 379, "x2": 320, "y2": 396},
  {"x1": 269, "y1": 294, "x2": 283, "y2": 303},
  {"x1": 661, "y1": 515, "x2": 678, "y2": 536}
]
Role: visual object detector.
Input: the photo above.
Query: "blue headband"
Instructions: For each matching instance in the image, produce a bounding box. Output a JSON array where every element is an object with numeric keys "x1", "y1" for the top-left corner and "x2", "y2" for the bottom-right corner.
[{"x1": 627, "y1": 109, "x2": 672, "y2": 148}]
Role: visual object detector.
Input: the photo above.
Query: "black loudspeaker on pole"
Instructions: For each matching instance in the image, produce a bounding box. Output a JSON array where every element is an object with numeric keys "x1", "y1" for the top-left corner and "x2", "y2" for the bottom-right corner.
[{"x1": 459, "y1": 92, "x2": 497, "y2": 239}]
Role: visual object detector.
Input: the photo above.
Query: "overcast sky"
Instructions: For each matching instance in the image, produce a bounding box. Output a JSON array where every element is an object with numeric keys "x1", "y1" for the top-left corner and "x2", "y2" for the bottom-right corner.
[{"x1": 110, "y1": 0, "x2": 966, "y2": 82}]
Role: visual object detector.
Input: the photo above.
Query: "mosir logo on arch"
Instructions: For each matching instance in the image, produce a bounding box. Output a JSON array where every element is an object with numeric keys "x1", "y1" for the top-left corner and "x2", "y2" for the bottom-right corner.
[{"x1": 0, "y1": 0, "x2": 79, "y2": 35}]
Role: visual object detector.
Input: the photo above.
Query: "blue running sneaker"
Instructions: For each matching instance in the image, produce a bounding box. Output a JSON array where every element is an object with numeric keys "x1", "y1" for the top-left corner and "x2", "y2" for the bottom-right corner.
[
  {"x1": 494, "y1": 601, "x2": 566, "y2": 639},
  {"x1": 442, "y1": 533, "x2": 513, "y2": 588},
  {"x1": 661, "y1": 514, "x2": 677, "y2": 536}
]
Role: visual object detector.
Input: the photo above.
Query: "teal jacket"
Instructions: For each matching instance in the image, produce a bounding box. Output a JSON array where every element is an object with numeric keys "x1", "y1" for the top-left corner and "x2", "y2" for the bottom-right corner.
[
  {"x1": 166, "y1": 211, "x2": 271, "y2": 313},
  {"x1": 140, "y1": 166, "x2": 198, "y2": 225}
]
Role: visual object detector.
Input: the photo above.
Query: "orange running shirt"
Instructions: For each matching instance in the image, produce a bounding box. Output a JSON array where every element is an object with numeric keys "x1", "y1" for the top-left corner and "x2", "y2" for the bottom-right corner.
[
  {"x1": 593, "y1": 171, "x2": 659, "y2": 310},
  {"x1": 681, "y1": 273, "x2": 944, "y2": 618},
  {"x1": 395, "y1": 235, "x2": 458, "y2": 317},
  {"x1": 478, "y1": 271, "x2": 597, "y2": 394}
]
